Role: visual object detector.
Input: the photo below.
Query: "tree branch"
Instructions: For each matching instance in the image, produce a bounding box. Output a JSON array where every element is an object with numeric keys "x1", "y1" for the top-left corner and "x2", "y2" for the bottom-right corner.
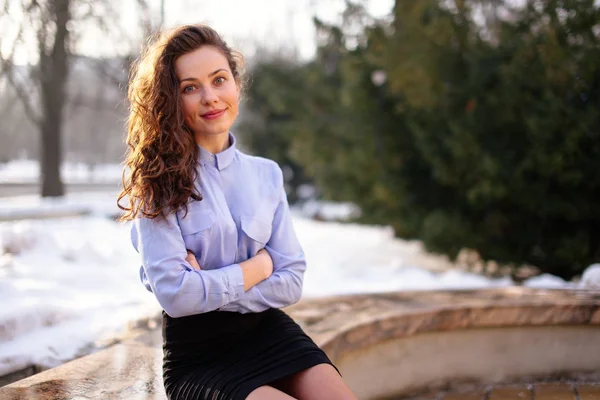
[
  {"x1": 0, "y1": 13, "x2": 42, "y2": 126},
  {"x1": 4, "y1": 62, "x2": 42, "y2": 126}
]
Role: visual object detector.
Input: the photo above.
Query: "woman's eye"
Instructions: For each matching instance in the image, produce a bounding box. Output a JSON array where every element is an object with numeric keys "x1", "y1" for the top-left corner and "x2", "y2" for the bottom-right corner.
[
  {"x1": 214, "y1": 77, "x2": 226, "y2": 85},
  {"x1": 183, "y1": 85, "x2": 195, "y2": 93}
]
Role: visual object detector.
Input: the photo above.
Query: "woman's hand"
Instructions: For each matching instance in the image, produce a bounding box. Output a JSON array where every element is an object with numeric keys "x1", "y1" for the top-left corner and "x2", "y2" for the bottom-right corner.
[
  {"x1": 185, "y1": 250, "x2": 202, "y2": 270},
  {"x1": 239, "y1": 248, "x2": 274, "y2": 291},
  {"x1": 256, "y1": 248, "x2": 274, "y2": 279}
]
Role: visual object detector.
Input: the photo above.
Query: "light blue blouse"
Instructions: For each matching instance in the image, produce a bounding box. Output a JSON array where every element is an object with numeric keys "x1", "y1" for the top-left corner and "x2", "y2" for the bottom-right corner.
[{"x1": 130, "y1": 133, "x2": 306, "y2": 318}]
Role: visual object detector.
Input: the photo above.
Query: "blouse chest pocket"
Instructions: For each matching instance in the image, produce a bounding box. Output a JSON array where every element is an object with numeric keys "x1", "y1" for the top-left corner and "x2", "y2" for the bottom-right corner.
[
  {"x1": 178, "y1": 209, "x2": 215, "y2": 252},
  {"x1": 241, "y1": 214, "x2": 272, "y2": 245}
]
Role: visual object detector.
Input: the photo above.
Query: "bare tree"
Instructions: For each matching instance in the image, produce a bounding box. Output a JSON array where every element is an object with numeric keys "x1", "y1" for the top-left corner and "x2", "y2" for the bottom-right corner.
[
  {"x1": 0, "y1": 77, "x2": 38, "y2": 162},
  {"x1": 0, "y1": 0, "x2": 152, "y2": 197},
  {"x1": 0, "y1": 0, "x2": 69, "y2": 196}
]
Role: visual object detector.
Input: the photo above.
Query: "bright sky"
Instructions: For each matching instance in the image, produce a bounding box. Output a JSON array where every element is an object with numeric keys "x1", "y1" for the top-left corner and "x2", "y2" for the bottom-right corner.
[
  {"x1": 81, "y1": 0, "x2": 395, "y2": 61},
  {"x1": 1, "y1": 0, "x2": 393, "y2": 64},
  {"x1": 1, "y1": 0, "x2": 393, "y2": 65}
]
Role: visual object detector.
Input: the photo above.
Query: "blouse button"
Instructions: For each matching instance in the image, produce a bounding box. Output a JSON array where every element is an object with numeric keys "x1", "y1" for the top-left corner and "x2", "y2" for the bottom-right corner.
[{"x1": 209, "y1": 156, "x2": 214, "y2": 162}]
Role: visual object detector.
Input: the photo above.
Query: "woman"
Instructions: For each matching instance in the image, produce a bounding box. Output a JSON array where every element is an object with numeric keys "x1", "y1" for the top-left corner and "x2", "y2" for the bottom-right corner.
[{"x1": 118, "y1": 25, "x2": 357, "y2": 400}]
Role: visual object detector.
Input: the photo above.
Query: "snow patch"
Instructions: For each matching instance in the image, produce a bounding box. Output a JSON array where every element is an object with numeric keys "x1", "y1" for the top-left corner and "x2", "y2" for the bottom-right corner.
[
  {"x1": 580, "y1": 264, "x2": 600, "y2": 288},
  {"x1": 523, "y1": 273, "x2": 571, "y2": 289},
  {"x1": 0, "y1": 191, "x2": 586, "y2": 377},
  {"x1": 0, "y1": 159, "x2": 122, "y2": 184}
]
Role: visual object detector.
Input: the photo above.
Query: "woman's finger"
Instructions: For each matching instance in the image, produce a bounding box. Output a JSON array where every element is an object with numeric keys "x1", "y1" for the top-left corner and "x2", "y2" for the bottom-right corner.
[{"x1": 185, "y1": 251, "x2": 202, "y2": 270}]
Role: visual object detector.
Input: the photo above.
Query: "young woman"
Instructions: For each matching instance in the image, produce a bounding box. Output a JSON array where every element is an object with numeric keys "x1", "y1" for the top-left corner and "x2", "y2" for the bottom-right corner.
[{"x1": 118, "y1": 25, "x2": 357, "y2": 400}]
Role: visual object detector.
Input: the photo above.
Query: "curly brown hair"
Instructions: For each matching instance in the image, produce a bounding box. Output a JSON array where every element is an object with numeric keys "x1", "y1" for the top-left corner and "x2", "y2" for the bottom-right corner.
[{"x1": 118, "y1": 25, "x2": 245, "y2": 221}]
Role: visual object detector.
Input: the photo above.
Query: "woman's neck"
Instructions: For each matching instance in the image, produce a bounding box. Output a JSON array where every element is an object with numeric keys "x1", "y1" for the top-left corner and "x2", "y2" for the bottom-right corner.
[{"x1": 195, "y1": 132, "x2": 230, "y2": 154}]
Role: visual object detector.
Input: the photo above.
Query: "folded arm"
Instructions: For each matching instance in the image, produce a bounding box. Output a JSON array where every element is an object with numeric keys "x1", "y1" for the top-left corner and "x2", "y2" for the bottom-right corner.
[
  {"x1": 132, "y1": 211, "x2": 270, "y2": 318},
  {"x1": 219, "y1": 167, "x2": 306, "y2": 313}
]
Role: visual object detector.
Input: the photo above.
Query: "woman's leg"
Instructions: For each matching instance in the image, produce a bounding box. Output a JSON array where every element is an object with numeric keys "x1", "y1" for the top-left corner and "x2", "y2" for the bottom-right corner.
[
  {"x1": 273, "y1": 364, "x2": 357, "y2": 400},
  {"x1": 246, "y1": 385, "x2": 297, "y2": 400}
]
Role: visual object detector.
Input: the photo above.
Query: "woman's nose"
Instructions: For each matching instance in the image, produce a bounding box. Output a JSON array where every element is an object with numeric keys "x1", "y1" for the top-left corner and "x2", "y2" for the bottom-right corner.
[{"x1": 201, "y1": 87, "x2": 218, "y2": 104}]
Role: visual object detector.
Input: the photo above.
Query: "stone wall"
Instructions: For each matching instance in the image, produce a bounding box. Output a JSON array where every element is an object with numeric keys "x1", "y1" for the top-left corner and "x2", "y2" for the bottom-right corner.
[{"x1": 1, "y1": 288, "x2": 599, "y2": 399}]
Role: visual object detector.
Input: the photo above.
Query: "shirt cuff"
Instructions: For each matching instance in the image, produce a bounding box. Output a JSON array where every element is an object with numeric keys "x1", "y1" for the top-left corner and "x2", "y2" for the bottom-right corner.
[{"x1": 221, "y1": 263, "x2": 245, "y2": 301}]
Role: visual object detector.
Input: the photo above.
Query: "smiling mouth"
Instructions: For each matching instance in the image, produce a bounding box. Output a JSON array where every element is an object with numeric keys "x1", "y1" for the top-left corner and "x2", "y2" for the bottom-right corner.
[{"x1": 201, "y1": 109, "x2": 226, "y2": 120}]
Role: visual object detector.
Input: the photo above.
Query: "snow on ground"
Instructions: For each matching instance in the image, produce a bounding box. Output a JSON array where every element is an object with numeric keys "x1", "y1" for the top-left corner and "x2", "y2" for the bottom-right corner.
[
  {"x1": 0, "y1": 191, "x2": 121, "y2": 220},
  {"x1": 292, "y1": 216, "x2": 514, "y2": 296},
  {"x1": 0, "y1": 216, "x2": 159, "y2": 376},
  {"x1": 580, "y1": 264, "x2": 600, "y2": 288},
  {"x1": 520, "y1": 273, "x2": 573, "y2": 289},
  {"x1": 298, "y1": 199, "x2": 361, "y2": 221},
  {"x1": 0, "y1": 190, "x2": 593, "y2": 378},
  {"x1": 0, "y1": 159, "x2": 122, "y2": 184}
]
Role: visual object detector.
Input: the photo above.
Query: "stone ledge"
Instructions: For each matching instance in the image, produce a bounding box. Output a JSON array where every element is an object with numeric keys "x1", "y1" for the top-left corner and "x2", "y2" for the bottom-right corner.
[
  {"x1": 0, "y1": 334, "x2": 165, "y2": 399},
  {"x1": 1, "y1": 287, "x2": 599, "y2": 399},
  {"x1": 285, "y1": 287, "x2": 600, "y2": 361}
]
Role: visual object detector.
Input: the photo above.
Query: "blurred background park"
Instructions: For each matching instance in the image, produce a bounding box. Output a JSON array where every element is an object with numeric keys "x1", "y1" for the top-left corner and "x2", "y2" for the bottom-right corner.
[{"x1": 0, "y1": 0, "x2": 599, "y2": 385}]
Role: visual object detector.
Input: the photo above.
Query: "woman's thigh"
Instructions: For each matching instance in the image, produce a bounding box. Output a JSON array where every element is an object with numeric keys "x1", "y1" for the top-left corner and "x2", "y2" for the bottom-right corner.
[
  {"x1": 246, "y1": 385, "x2": 297, "y2": 400},
  {"x1": 272, "y1": 363, "x2": 357, "y2": 400}
]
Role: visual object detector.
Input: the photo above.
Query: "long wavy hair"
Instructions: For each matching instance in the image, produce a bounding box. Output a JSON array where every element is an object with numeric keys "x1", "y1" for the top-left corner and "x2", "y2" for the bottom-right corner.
[{"x1": 118, "y1": 25, "x2": 244, "y2": 221}]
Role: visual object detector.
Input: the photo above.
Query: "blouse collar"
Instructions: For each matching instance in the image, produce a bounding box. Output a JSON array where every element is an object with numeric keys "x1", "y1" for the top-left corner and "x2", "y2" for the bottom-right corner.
[{"x1": 197, "y1": 132, "x2": 236, "y2": 171}]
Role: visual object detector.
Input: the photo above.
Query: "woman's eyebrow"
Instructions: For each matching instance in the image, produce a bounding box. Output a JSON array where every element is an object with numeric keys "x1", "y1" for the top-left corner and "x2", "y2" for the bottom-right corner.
[
  {"x1": 179, "y1": 77, "x2": 197, "y2": 83},
  {"x1": 179, "y1": 68, "x2": 228, "y2": 83},
  {"x1": 208, "y1": 68, "x2": 227, "y2": 77}
]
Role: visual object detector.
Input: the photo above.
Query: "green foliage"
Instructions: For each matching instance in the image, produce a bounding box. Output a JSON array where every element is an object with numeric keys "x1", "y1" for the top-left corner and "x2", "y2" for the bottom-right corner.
[
  {"x1": 237, "y1": 58, "x2": 311, "y2": 202},
  {"x1": 241, "y1": 0, "x2": 600, "y2": 279}
]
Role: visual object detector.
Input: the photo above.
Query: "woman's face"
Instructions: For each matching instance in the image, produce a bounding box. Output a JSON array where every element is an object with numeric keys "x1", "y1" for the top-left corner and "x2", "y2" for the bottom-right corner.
[{"x1": 174, "y1": 46, "x2": 240, "y2": 140}]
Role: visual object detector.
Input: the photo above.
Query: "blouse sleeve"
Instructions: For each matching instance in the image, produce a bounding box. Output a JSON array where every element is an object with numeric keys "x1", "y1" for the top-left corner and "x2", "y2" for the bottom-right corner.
[
  {"x1": 219, "y1": 166, "x2": 306, "y2": 313},
  {"x1": 131, "y1": 211, "x2": 245, "y2": 317}
]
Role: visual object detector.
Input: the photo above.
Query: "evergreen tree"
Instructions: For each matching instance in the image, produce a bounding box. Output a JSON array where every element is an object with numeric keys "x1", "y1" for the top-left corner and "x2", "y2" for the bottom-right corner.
[{"x1": 242, "y1": 0, "x2": 600, "y2": 279}]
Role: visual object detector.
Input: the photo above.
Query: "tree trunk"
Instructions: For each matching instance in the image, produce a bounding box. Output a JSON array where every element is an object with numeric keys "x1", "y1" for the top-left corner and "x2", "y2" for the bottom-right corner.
[{"x1": 40, "y1": 0, "x2": 70, "y2": 197}]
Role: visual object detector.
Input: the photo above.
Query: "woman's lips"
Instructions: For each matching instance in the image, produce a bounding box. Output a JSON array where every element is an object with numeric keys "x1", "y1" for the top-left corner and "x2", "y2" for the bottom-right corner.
[{"x1": 201, "y1": 109, "x2": 226, "y2": 120}]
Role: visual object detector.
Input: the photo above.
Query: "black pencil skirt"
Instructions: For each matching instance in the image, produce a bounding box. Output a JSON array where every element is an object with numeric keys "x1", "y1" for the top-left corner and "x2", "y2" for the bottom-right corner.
[{"x1": 161, "y1": 308, "x2": 339, "y2": 400}]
